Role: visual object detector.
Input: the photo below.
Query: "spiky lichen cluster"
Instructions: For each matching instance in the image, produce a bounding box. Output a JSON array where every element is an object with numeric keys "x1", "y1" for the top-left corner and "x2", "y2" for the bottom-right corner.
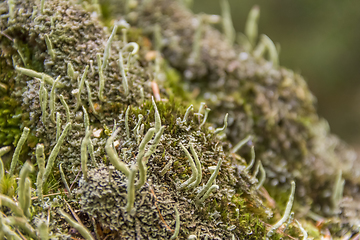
[{"x1": 0, "y1": 0, "x2": 359, "y2": 239}]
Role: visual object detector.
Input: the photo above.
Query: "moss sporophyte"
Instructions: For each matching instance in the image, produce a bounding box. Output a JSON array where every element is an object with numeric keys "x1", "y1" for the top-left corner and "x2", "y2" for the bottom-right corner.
[{"x1": 0, "y1": 0, "x2": 358, "y2": 239}]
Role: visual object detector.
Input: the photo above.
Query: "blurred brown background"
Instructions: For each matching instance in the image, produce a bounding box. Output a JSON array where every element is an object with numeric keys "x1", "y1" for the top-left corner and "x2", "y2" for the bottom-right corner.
[{"x1": 192, "y1": 0, "x2": 360, "y2": 147}]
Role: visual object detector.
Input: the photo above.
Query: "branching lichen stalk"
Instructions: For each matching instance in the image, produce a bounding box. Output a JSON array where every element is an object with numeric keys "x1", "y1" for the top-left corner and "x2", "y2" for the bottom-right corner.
[
  {"x1": 105, "y1": 128, "x2": 131, "y2": 177},
  {"x1": 135, "y1": 128, "x2": 155, "y2": 190}
]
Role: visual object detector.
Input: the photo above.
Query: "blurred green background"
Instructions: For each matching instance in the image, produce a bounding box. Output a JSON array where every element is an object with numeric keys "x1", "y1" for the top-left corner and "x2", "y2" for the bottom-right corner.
[{"x1": 192, "y1": 0, "x2": 360, "y2": 146}]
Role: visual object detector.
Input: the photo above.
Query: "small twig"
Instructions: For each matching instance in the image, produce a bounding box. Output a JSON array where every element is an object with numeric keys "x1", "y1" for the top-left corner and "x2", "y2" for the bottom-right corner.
[
  {"x1": 63, "y1": 199, "x2": 82, "y2": 224},
  {"x1": 69, "y1": 170, "x2": 82, "y2": 191},
  {"x1": 31, "y1": 192, "x2": 63, "y2": 200},
  {"x1": 0, "y1": 31, "x2": 14, "y2": 41}
]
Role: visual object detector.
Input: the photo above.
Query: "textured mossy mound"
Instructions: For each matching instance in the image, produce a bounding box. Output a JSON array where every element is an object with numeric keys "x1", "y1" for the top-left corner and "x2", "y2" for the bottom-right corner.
[{"x1": 0, "y1": 0, "x2": 359, "y2": 239}]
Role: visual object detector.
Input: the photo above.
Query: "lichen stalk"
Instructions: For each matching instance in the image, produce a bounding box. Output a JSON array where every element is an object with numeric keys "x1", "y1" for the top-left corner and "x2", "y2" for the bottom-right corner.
[
  {"x1": 59, "y1": 209, "x2": 95, "y2": 240},
  {"x1": 267, "y1": 181, "x2": 296, "y2": 239},
  {"x1": 49, "y1": 76, "x2": 60, "y2": 123},
  {"x1": 152, "y1": 96, "x2": 161, "y2": 133},
  {"x1": 125, "y1": 106, "x2": 130, "y2": 139},
  {"x1": 255, "y1": 162, "x2": 266, "y2": 190},
  {"x1": 59, "y1": 94, "x2": 70, "y2": 123},
  {"x1": 76, "y1": 65, "x2": 89, "y2": 111},
  {"x1": 67, "y1": 62, "x2": 77, "y2": 82},
  {"x1": 44, "y1": 34, "x2": 55, "y2": 60},
  {"x1": 245, "y1": 146, "x2": 255, "y2": 172},
  {"x1": 59, "y1": 163, "x2": 71, "y2": 198},
  {"x1": 0, "y1": 194, "x2": 25, "y2": 217},
  {"x1": 102, "y1": 24, "x2": 119, "y2": 70},
  {"x1": 170, "y1": 206, "x2": 180, "y2": 240},
  {"x1": 42, "y1": 122, "x2": 71, "y2": 183},
  {"x1": 15, "y1": 66, "x2": 63, "y2": 87},
  {"x1": 183, "y1": 104, "x2": 193, "y2": 123},
  {"x1": 18, "y1": 161, "x2": 33, "y2": 217},
  {"x1": 230, "y1": 134, "x2": 252, "y2": 154},
  {"x1": 195, "y1": 157, "x2": 223, "y2": 202},
  {"x1": 56, "y1": 112, "x2": 61, "y2": 141},
  {"x1": 245, "y1": 5, "x2": 260, "y2": 48},
  {"x1": 85, "y1": 79, "x2": 97, "y2": 114},
  {"x1": 9, "y1": 127, "x2": 30, "y2": 176},
  {"x1": 197, "y1": 184, "x2": 219, "y2": 204},
  {"x1": 0, "y1": 146, "x2": 11, "y2": 182},
  {"x1": 187, "y1": 143, "x2": 202, "y2": 189},
  {"x1": 199, "y1": 107, "x2": 210, "y2": 129},
  {"x1": 126, "y1": 165, "x2": 137, "y2": 213},
  {"x1": 96, "y1": 53, "x2": 106, "y2": 101},
  {"x1": 144, "y1": 126, "x2": 165, "y2": 163},
  {"x1": 81, "y1": 127, "x2": 92, "y2": 180},
  {"x1": 220, "y1": 0, "x2": 236, "y2": 44},
  {"x1": 214, "y1": 113, "x2": 228, "y2": 134},
  {"x1": 135, "y1": 128, "x2": 155, "y2": 190},
  {"x1": 178, "y1": 142, "x2": 198, "y2": 190},
  {"x1": 4, "y1": 216, "x2": 37, "y2": 239},
  {"x1": 39, "y1": 77, "x2": 48, "y2": 124},
  {"x1": 295, "y1": 220, "x2": 308, "y2": 240},
  {"x1": 105, "y1": 128, "x2": 130, "y2": 177},
  {"x1": 40, "y1": 0, "x2": 45, "y2": 14},
  {"x1": 1, "y1": 219, "x2": 22, "y2": 240},
  {"x1": 23, "y1": 178, "x2": 32, "y2": 217},
  {"x1": 119, "y1": 51, "x2": 129, "y2": 96},
  {"x1": 36, "y1": 144, "x2": 45, "y2": 201},
  {"x1": 38, "y1": 220, "x2": 49, "y2": 240}
]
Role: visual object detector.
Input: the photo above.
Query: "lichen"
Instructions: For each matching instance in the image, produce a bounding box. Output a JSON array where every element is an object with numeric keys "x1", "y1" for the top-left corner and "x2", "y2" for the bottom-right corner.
[{"x1": 0, "y1": 0, "x2": 358, "y2": 239}]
